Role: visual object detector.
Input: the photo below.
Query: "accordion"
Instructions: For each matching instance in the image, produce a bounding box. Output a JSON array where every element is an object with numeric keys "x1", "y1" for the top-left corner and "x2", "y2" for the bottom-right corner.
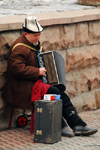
[{"x1": 37, "y1": 51, "x2": 66, "y2": 92}]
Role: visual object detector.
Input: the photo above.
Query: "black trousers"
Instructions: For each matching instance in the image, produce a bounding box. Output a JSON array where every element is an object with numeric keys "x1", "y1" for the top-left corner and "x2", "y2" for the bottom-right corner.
[
  {"x1": 47, "y1": 86, "x2": 73, "y2": 112},
  {"x1": 47, "y1": 86, "x2": 86, "y2": 129},
  {"x1": 46, "y1": 86, "x2": 73, "y2": 128}
]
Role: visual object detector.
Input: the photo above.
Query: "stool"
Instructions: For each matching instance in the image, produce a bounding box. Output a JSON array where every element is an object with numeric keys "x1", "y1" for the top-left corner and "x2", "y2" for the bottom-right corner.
[{"x1": 8, "y1": 106, "x2": 35, "y2": 134}]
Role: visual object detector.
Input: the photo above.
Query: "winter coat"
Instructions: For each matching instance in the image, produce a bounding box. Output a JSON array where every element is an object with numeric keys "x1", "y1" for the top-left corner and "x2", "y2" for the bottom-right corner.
[{"x1": 1, "y1": 33, "x2": 50, "y2": 110}]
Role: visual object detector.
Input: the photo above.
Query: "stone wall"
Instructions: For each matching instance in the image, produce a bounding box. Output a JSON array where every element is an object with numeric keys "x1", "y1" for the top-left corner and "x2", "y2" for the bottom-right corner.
[
  {"x1": 78, "y1": 0, "x2": 100, "y2": 6},
  {"x1": 0, "y1": 9, "x2": 100, "y2": 129},
  {"x1": 40, "y1": 20, "x2": 100, "y2": 113}
]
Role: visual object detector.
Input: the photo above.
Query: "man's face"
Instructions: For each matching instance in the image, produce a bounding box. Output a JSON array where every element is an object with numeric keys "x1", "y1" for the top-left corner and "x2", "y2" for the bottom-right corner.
[{"x1": 25, "y1": 32, "x2": 41, "y2": 44}]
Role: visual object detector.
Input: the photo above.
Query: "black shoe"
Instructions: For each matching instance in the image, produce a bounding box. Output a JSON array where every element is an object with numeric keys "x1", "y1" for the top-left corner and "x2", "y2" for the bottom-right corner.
[
  {"x1": 73, "y1": 126, "x2": 98, "y2": 136},
  {"x1": 61, "y1": 126, "x2": 74, "y2": 137}
]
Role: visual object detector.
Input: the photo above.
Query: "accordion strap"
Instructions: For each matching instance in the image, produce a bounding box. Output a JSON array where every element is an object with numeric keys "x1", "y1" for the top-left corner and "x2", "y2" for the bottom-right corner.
[{"x1": 12, "y1": 43, "x2": 42, "y2": 53}]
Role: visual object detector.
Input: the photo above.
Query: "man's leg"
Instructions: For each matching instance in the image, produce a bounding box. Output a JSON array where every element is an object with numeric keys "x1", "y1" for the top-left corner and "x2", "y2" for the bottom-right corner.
[
  {"x1": 47, "y1": 86, "x2": 74, "y2": 137},
  {"x1": 62, "y1": 117, "x2": 74, "y2": 137},
  {"x1": 61, "y1": 92, "x2": 98, "y2": 136}
]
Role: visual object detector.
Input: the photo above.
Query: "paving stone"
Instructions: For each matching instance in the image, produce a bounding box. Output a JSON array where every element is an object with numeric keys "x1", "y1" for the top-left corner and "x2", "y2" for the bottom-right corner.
[
  {"x1": 0, "y1": 0, "x2": 96, "y2": 18},
  {"x1": 0, "y1": 109, "x2": 100, "y2": 150}
]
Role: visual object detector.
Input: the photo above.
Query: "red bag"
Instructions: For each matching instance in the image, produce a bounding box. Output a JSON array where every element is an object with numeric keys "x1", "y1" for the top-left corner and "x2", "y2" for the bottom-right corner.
[{"x1": 31, "y1": 79, "x2": 51, "y2": 102}]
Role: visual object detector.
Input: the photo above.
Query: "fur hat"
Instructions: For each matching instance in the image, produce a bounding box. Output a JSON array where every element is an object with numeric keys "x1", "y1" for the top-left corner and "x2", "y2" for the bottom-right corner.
[{"x1": 22, "y1": 16, "x2": 43, "y2": 33}]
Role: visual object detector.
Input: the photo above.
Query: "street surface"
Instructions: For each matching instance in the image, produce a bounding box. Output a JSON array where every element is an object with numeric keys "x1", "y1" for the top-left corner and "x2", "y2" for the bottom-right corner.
[{"x1": 0, "y1": 0, "x2": 96, "y2": 17}]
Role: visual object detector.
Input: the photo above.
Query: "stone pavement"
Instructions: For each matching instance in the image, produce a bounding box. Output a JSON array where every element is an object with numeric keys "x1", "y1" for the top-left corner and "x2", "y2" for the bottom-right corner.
[
  {"x1": 0, "y1": 0, "x2": 96, "y2": 18},
  {"x1": 0, "y1": 109, "x2": 100, "y2": 150}
]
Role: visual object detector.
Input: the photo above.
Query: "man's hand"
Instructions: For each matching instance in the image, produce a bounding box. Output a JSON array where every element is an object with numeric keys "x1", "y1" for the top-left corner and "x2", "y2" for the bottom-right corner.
[{"x1": 39, "y1": 67, "x2": 47, "y2": 76}]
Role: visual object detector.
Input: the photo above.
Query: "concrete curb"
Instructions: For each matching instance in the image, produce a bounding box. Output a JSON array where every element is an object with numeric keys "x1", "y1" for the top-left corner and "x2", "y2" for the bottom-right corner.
[{"x1": 0, "y1": 9, "x2": 100, "y2": 31}]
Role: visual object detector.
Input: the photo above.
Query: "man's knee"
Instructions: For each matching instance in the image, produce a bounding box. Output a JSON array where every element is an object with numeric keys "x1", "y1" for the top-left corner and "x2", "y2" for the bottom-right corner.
[{"x1": 47, "y1": 86, "x2": 61, "y2": 95}]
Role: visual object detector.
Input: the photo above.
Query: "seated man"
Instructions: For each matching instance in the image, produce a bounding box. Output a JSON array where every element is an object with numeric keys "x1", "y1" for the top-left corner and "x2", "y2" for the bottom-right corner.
[{"x1": 1, "y1": 16, "x2": 98, "y2": 137}]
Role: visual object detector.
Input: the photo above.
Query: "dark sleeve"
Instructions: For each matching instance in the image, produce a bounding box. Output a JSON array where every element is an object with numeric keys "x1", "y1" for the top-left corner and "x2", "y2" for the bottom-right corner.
[{"x1": 9, "y1": 47, "x2": 39, "y2": 80}]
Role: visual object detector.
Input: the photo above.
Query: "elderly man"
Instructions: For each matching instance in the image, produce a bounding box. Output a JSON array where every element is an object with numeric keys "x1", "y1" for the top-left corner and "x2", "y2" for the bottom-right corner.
[{"x1": 2, "y1": 16, "x2": 98, "y2": 137}]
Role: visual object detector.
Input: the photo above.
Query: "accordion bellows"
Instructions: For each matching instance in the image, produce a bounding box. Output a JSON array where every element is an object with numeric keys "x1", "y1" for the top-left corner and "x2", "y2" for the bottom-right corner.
[{"x1": 37, "y1": 51, "x2": 66, "y2": 92}]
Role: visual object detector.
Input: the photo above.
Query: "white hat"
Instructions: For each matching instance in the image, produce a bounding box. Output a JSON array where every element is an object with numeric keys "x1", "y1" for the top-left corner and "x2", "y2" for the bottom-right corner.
[{"x1": 23, "y1": 16, "x2": 43, "y2": 33}]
